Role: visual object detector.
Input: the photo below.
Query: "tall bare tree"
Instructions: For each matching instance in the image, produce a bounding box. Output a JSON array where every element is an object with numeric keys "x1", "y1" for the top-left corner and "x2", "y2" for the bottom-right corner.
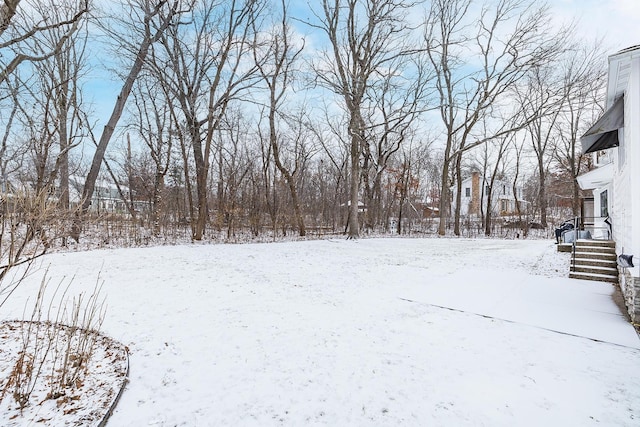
[
  {"x1": 311, "y1": 108, "x2": 351, "y2": 231},
  {"x1": 154, "y1": 0, "x2": 264, "y2": 240},
  {"x1": 481, "y1": 132, "x2": 512, "y2": 235},
  {"x1": 424, "y1": 0, "x2": 565, "y2": 235},
  {"x1": 78, "y1": 0, "x2": 184, "y2": 238},
  {"x1": 254, "y1": 0, "x2": 306, "y2": 236},
  {"x1": 215, "y1": 108, "x2": 254, "y2": 239},
  {"x1": 33, "y1": 1, "x2": 89, "y2": 210},
  {"x1": 553, "y1": 41, "x2": 607, "y2": 216},
  {"x1": 510, "y1": 132, "x2": 531, "y2": 236},
  {"x1": 360, "y1": 51, "x2": 431, "y2": 230},
  {"x1": 130, "y1": 76, "x2": 174, "y2": 236},
  {"x1": 311, "y1": 0, "x2": 422, "y2": 238},
  {"x1": 516, "y1": 64, "x2": 567, "y2": 227}
]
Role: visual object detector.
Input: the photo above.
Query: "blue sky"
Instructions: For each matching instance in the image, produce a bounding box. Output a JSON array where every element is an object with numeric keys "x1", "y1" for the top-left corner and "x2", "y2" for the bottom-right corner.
[{"x1": 83, "y1": 0, "x2": 640, "y2": 138}]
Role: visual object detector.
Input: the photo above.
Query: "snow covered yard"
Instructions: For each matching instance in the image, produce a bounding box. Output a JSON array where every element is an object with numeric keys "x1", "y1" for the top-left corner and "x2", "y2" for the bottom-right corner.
[{"x1": 2, "y1": 237, "x2": 639, "y2": 426}]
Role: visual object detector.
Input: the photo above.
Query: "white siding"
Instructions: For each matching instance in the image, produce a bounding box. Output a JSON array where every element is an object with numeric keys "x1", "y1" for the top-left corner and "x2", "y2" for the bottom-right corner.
[{"x1": 613, "y1": 56, "x2": 640, "y2": 282}]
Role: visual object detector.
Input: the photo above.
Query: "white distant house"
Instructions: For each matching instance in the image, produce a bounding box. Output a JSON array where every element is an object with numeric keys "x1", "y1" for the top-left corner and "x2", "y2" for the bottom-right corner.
[
  {"x1": 69, "y1": 176, "x2": 148, "y2": 215},
  {"x1": 577, "y1": 45, "x2": 640, "y2": 322},
  {"x1": 454, "y1": 171, "x2": 527, "y2": 218}
]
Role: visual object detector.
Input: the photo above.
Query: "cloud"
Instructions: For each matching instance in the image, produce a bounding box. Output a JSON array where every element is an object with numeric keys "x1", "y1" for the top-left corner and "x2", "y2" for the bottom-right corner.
[{"x1": 553, "y1": 0, "x2": 640, "y2": 51}]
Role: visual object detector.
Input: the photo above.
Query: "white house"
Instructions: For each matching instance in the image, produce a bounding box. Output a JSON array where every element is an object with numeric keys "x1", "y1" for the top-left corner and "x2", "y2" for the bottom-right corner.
[
  {"x1": 577, "y1": 45, "x2": 640, "y2": 322},
  {"x1": 454, "y1": 171, "x2": 527, "y2": 218},
  {"x1": 69, "y1": 176, "x2": 149, "y2": 215}
]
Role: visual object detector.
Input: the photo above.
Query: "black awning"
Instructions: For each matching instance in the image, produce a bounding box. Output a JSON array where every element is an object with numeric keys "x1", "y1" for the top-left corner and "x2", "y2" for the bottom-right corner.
[{"x1": 581, "y1": 96, "x2": 624, "y2": 154}]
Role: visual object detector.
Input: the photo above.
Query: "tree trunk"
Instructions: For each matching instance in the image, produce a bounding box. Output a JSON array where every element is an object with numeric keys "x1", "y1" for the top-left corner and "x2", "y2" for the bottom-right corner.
[
  {"x1": 126, "y1": 134, "x2": 137, "y2": 221},
  {"x1": 437, "y1": 159, "x2": 450, "y2": 236},
  {"x1": 347, "y1": 112, "x2": 362, "y2": 239},
  {"x1": 348, "y1": 135, "x2": 360, "y2": 239},
  {"x1": 269, "y1": 108, "x2": 306, "y2": 237},
  {"x1": 485, "y1": 188, "x2": 493, "y2": 236},
  {"x1": 453, "y1": 153, "x2": 462, "y2": 236},
  {"x1": 153, "y1": 171, "x2": 165, "y2": 236},
  {"x1": 179, "y1": 136, "x2": 196, "y2": 238},
  {"x1": 58, "y1": 67, "x2": 70, "y2": 211},
  {"x1": 538, "y1": 159, "x2": 547, "y2": 228},
  {"x1": 191, "y1": 129, "x2": 208, "y2": 240},
  {"x1": 0, "y1": 0, "x2": 20, "y2": 37}
]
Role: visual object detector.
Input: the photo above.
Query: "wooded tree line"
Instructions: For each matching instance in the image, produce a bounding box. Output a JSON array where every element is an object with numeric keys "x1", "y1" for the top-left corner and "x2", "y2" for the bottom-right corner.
[{"x1": 0, "y1": 0, "x2": 607, "y2": 246}]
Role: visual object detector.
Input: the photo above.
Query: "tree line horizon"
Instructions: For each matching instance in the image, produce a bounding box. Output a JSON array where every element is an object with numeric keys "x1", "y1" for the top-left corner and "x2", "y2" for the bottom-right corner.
[{"x1": 0, "y1": 0, "x2": 607, "y2": 246}]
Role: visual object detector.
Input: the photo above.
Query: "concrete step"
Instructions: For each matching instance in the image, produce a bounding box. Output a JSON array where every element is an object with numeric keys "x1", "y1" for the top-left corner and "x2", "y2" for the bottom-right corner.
[
  {"x1": 574, "y1": 239, "x2": 615, "y2": 248},
  {"x1": 570, "y1": 265, "x2": 618, "y2": 276},
  {"x1": 572, "y1": 251, "x2": 617, "y2": 261},
  {"x1": 572, "y1": 258, "x2": 617, "y2": 268},
  {"x1": 569, "y1": 271, "x2": 619, "y2": 283},
  {"x1": 572, "y1": 245, "x2": 616, "y2": 254}
]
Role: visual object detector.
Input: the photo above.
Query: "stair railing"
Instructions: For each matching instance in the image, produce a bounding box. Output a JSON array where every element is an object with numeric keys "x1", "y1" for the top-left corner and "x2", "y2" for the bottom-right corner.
[
  {"x1": 579, "y1": 216, "x2": 611, "y2": 240},
  {"x1": 571, "y1": 216, "x2": 580, "y2": 272}
]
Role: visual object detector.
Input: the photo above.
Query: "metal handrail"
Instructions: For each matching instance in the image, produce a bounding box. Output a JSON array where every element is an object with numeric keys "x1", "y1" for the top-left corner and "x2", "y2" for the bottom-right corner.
[
  {"x1": 571, "y1": 216, "x2": 579, "y2": 272},
  {"x1": 567, "y1": 215, "x2": 612, "y2": 273}
]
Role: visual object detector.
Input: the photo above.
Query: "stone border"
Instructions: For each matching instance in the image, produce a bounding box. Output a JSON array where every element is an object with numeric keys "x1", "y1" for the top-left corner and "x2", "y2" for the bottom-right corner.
[
  {"x1": 97, "y1": 344, "x2": 130, "y2": 427},
  {"x1": 620, "y1": 268, "x2": 640, "y2": 325},
  {"x1": 0, "y1": 320, "x2": 130, "y2": 427}
]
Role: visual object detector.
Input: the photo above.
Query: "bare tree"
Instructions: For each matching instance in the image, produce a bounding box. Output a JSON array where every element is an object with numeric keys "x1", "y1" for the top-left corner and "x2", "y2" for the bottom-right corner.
[
  {"x1": 310, "y1": 0, "x2": 422, "y2": 238},
  {"x1": 130, "y1": 76, "x2": 174, "y2": 235},
  {"x1": 553, "y1": 41, "x2": 607, "y2": 217},
  {"x1": 311, "y1": 108, "x2": 351, "y2": 232},
  {"x1": 0, "y1": 77, "x2": 27, "y2": 191},
  {"x1": 391, "y1": 138, "x2": 427, "y2": 234},
  {"x1": 515, "y1": 63, "x2": 571, "y2": 227},
  {"x1": 0, "y1": 0, "x2": 88, "y2": 84},
  {"x1": 510, "y1": 132, "x2": 530, "y2": 236},
  {"x1": 21, "y1": 1, "x2": 90, "y2": 208},
  {"x1": 0, "y1": 1, "x2": 91, "y2": 247},
  {"x1": 216, "y1": 108, "x2": 254, "y2": 239},
  {"x1": 77, "y1": 0, "x2": 184, "y2": 239},
  {"x1": 481, "y1": 132, "x2": 512, "y2": 236},
  {"x1": 153, "y1": 0, "x2": 265, "y2": 240},
  {"x1": 254, "y1": 0, "x2": 306, "y2": 236},
  {"x1": 424, "y1": 0, "x2": 565, "y2": 236},
  {"x1": 360, "y1": 52, "x2": 431, "y2": 230}
]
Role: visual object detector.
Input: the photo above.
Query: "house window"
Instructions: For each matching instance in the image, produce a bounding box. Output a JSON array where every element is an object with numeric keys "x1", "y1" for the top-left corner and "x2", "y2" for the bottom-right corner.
[
  {"x1": 596, "y1": 150, "x2": 612, "y2": 166},
  {"x1": 600, "y1": 190, "x2": 608, "y2": 218},
  {"x1": 485, "y1": 185, "x2": 490, "y2": 196},
  {"x1": 465, "y1": 187, "x2": 471, "y2": 197}
]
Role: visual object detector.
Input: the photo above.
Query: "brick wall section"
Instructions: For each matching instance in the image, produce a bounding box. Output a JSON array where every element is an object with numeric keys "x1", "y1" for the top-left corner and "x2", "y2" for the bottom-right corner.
[{"x1": 620, "y1": 269, "x2": 640, "y2": 323}]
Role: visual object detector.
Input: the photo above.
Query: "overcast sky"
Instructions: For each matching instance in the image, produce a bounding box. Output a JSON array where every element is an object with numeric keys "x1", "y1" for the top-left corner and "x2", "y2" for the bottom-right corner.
[{"x1": 556, "y1": 0, "x2": 640, "y2": 52}]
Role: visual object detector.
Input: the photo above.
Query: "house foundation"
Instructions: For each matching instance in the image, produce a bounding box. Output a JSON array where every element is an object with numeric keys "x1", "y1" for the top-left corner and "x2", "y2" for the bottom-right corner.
[{"x1": 620, "y1": 269, "x2": 640, "y2": 323}]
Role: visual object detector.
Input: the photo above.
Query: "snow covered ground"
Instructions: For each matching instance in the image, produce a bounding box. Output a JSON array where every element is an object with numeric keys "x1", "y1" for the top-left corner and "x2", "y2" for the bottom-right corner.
[{"x1": 2, "y1": 237, "x2": 639, "y2": 426}]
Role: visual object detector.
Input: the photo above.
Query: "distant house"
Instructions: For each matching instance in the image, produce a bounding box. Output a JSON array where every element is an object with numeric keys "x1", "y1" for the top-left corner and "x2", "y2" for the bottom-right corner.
[
  {"x1": 454, "y1": 171, "x2": 527, "y2": 218},
  {"x1": 577, "y1": 45, "x2": 640, "y2": 322},
  {"x1": 418, "y1": 203, "x2": 439, "y2": 217},
  {"x1": 69, "y1": 176, "x2": 149, "y2": 215}
]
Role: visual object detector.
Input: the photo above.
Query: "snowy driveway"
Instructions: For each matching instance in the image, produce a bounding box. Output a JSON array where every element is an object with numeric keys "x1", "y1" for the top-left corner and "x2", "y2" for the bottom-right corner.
[{"x1": 3, "y1": 238, "x2": 640, "y2": 426}]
